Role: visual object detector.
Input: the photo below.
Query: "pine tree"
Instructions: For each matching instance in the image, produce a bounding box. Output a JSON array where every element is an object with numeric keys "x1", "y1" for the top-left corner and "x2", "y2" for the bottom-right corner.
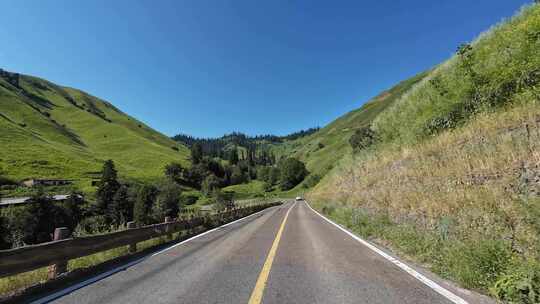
[
  {"x1": 153, "y1": 181, "x2": 182, "y2": 220},
  {"x1": 25, "y1": 190, "x2": 57, "y2": 244},
  {"x1": 109, "y1": 186, "x2": 131, "y2": 225},
  {"x1": 229, "y1": 147, "x2": 239, "y2": 165},
  {"x1": 164, "y1": 162, "x2": 184, "y2": 183},
  {"x1": 96, "y1": 160, "x2": 120, "y2": 215},
  {"x1": 191, "y1": 143, "x2": 203, "y2": 164},
  {"x1": 63, "y1": 192, "x2": 83, "y2": 229},
  {"x1": 133, "y1": 185, "x2": 156, "y2": 225}
]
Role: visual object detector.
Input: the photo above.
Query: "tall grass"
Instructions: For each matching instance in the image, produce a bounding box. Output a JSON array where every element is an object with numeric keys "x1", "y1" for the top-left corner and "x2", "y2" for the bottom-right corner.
[{"x1": 373, "y1": 4, "x2": 540, "y2": 145}]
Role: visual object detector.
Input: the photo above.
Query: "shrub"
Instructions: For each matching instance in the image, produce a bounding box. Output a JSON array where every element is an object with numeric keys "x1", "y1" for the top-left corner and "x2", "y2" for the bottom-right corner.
[
  {"x1": 321, "y1": 205, "x2": 336, "y2": 216},
  {"x1": 201, "y1": 174, "x2": 220, "y2": 196},
  {"x1": 257, "y1": 166, "x2": 270, "y2": 182},
  {"x1": 74, "y1": 215, "x2": 110, "y2": 236},
  {"x1": 133, "y1": 184, "x2": 157, "y2": 225},
  {"x1": 180, "y1": 194, "x2": 198, "y2": 205},
  {"x1": 212, "y1": 190, "x2": 234, "y2": 211},
  {"x1": 25, "y1": 193, "x2": 79, "y2": 244},
  {"x1": 262, "y1": 182, "x2": 272, "y2": 192},
  {"x1": 164, "y1": 162, "x2": 184, "y2": 183},
  {"x1": 153, "y1": 181, "x2": 182, "y2": 220},
  {"x1": 108, "y1": 186, "x2": 132, "y2": 226},
  {"x1": 0, "y1": 205, "x2": 32, "y2": 247},
  {"x1": 491, "y1": 260, "x2": 540, "y2": 304},
  {"x1": 230, "y1": 166, "x2": 246, "y2": 185},
  {"x1": 349, "y1": 127, "x2": 377, "y2": 152},
  {"x1": 303, "y1": 174, "x2": 321, "y2": 188}
]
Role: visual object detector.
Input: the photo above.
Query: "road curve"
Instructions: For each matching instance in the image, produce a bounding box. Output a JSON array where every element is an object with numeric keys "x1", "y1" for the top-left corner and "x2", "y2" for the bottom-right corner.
[{"x1": 38, "y1": 201, "x2": 465, "y2": 304}]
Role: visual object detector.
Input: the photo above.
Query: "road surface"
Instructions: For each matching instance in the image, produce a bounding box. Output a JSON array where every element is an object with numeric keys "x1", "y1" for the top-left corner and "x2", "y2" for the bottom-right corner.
[{"x1": 37, "y1": 201, "x2": 478, "y2": 304}]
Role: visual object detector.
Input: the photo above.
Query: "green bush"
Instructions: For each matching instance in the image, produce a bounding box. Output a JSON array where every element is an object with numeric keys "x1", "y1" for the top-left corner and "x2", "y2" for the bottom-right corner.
[
  {"x1": 321, "y1": 205, "x2": 336, "y2": 216},
  {"x1": 349, "y1": 127, "x2": 378, "y2": 152},
  {"x1": 180, "y1": 194, "x2": 198, "y2": 205},
  {"x1": 303, "y1": 174, "x2": 322, "y2": 188},
  {"x1": 153, "y1": 181, "x2": 182, "y2": 220},
  {"x1": 201, "y1": 174, "x2": 220, "y2": 196},
  {"x1": 491, "y1": 260, "x2": 540, "y2": 304},
  {"x1": 74, "y1": 215, "x2": 110, "y2": 236}
]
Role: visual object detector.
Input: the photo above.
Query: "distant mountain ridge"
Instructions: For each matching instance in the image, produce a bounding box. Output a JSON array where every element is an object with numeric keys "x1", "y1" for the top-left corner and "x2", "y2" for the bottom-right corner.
[{"x1": 172, "y1": 128, "x2": 319, "y2": 156}]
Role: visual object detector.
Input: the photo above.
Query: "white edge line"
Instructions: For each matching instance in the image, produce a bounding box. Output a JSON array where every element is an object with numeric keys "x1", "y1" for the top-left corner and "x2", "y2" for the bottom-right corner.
[
  {"x1": 305, "y1": 201, "x2": 469, "y2": 304},
  {"x1": 31, "y1": 204, "x2": 282, "y2": 304}
]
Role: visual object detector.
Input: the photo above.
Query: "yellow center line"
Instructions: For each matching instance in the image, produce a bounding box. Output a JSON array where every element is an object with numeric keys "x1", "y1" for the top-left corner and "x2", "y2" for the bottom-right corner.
[{"x1": 247, "y1": 203, "x2": 295, "y2": 304}]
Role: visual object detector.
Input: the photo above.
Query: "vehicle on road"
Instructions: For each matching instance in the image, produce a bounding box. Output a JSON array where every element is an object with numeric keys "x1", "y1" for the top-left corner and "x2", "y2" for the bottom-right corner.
[{"x1": 295, "y1": 196, "x2": 303, "y2": 201}]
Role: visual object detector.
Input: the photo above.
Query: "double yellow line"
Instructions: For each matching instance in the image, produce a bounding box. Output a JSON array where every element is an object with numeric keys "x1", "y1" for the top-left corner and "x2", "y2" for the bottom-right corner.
[{"x1": 247, "y1": 203, "x2": 294, "y2": 304}]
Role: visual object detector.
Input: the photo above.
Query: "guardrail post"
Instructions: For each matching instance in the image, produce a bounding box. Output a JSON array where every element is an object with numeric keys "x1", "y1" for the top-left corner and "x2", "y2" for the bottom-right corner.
[
  {"x1": 47, "y1": 227, "x2": 70, "y2": 279},
  {"x1": 127, "y1": 221, "x2": 137, "y2": 254},
  {"x1": 165, "y1": 216, "x2": 173, "y2": 240}
]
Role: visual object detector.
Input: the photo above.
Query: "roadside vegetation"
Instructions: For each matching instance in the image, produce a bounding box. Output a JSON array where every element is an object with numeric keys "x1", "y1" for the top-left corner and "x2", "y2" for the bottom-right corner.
[{"x1": 310, "y1": 3, "x2": 540, "y2": 302}]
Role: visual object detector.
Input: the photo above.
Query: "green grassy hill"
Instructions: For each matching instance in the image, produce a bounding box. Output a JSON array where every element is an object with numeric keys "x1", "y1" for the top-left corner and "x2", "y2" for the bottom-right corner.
[
  {"x1": 272, "y1": 71, "x2": 429, "y2": 187},
  {"x1": 0, "y1": 71, "x2": 189, "y2": 192}
]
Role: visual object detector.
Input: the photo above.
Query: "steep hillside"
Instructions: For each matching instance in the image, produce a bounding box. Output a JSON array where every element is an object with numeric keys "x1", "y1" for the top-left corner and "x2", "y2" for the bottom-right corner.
[
  {"x1": 309, "y1": 3, "x2": 540, "y2": 301},
  {"x1": 273, "y1": 71, "x2": 429, "y2": 184},
  {"x1": 0, "y1": 70, "x2": 189, "y2": 191}
]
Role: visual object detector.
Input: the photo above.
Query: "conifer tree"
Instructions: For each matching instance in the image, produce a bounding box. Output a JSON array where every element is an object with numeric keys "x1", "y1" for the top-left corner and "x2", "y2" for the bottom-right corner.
[
  {"x1": 133, "y1": 185, "x2": 156, "y2": 225},
  {"x1": 96, "y1": 160, "x2": 120, "y2": 215}
]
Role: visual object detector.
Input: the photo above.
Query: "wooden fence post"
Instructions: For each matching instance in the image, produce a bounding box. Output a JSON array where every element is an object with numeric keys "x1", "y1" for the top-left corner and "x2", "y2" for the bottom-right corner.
[
  {"x1": 127, "y1": 221, "x2": 137, "y2": 254},
  {"x1": 165, "y1": 216, "x2": 173, "y2": 240},
  {"x1": 47, "y1": 227, "x2": 70, "y2": 279}
]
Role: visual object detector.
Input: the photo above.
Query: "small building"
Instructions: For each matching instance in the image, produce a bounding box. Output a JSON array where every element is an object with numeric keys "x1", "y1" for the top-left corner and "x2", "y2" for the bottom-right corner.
[{"x1": 22, "y1": 179, "x2": 72, "y2": 187}]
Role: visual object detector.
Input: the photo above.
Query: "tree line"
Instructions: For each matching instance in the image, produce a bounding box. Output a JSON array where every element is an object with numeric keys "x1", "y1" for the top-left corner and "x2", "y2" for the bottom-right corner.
[
  {"x1": 174, "y1": 142, "x2": 308, "y2": 193},
  {"x1": 172, "y1": 128, "x2": 320, "y2": 156},
  {"x1": 0, "y1": 141, "x2": 309, "y2": 249}
]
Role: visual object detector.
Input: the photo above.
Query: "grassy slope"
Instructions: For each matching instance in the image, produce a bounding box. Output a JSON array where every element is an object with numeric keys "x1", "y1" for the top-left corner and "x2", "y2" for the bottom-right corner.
[
  {"x1": 222, "y1": 180, "x2": 267, "y2": 199},
  {"x1": 272, "y1": 71, "x2": 429, "y2": 187},
  {"x1": 0, "y1": 73, "x2": 189, "y2": 192},
  {"x1": 309, "y1": 4, "x2": 540, "y2": 300}
]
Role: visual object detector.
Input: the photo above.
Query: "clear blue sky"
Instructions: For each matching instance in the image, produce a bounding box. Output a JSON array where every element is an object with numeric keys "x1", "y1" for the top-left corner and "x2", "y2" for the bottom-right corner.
[{"x1": 1, "y1": 0, "x2": 530, "y2": 137}]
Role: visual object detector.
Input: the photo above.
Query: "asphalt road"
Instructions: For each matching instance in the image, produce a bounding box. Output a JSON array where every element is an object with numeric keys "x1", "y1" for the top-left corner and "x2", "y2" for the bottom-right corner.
[{"x1": 38, "y1": 201, "x2": 478, "y2": 304}]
